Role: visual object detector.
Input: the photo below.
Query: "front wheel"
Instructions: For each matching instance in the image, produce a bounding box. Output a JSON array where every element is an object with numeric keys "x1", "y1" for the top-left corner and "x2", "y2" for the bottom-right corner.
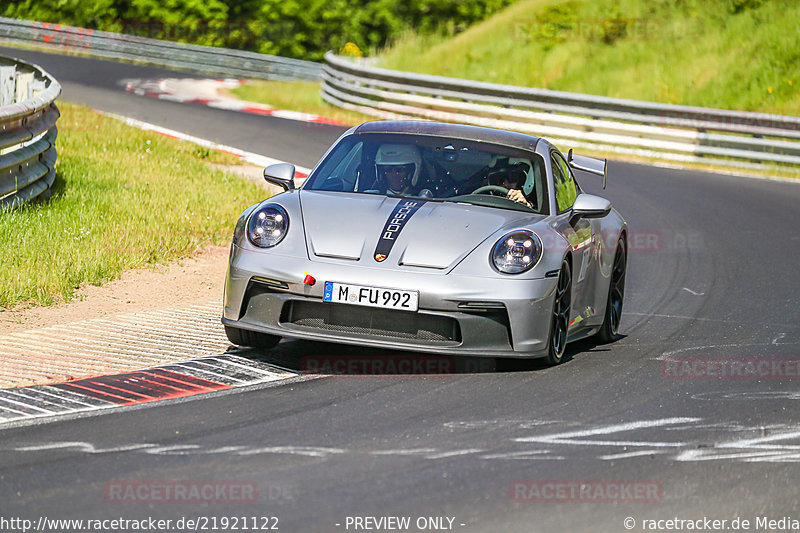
[
  {"x1": 595, "y1": 237, "x2": 626, "y2": 343},
  {"x1": 546, "y1": 259, "x2": 572, "y2": 365},
  {"x1": 225, "y1": 325, "x2": 281, "y2": 350}
]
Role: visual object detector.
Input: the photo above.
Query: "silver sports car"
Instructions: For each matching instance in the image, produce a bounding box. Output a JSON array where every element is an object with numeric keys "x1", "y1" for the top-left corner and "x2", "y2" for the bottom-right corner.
[{"x1": 222, "y1": 121, "x2": 627, "y2": 364}]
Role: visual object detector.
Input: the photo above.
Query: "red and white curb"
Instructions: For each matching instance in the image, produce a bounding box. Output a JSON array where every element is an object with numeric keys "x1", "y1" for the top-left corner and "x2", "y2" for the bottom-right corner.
[
  {"x1": 97, "y1": 110, "x2": 312, "y2": 181},
  {"x1": 0, "y1": 301, "x2": 300, "y2": 425},
  {"x1": 124, "y1": 77, "x2": 351, "y2": 127},
  {"x1": 0, "y1": 355, "x2": 297, "y2": 426}
]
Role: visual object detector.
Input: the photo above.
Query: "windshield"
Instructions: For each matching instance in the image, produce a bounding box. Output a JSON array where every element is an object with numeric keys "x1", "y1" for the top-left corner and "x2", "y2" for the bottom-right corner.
[{"x1": 303, "y1": 133, "x2": 549, "y2": 214}]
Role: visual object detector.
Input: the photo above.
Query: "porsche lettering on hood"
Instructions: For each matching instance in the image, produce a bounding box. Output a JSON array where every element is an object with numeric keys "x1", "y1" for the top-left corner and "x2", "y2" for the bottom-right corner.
[
  {"x1": 374, "y1": 199, "x2": 426, "y2": 262},
  {"x1": 299, "y1": 191, "x2": 529, "y2": 270}
]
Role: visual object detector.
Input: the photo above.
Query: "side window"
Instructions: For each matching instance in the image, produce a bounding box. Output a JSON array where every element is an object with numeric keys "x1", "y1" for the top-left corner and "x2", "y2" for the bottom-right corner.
[
  {"x1": 560, "y1": 154, "x2": 582, "y2": 195},
  {"x1": 532, "y1": 156, "x2": 549, "y2": 215},
  {"x1": 334, "y1": 142, "x2": 362, "y2": 191},
  {"x1": 551, "y1": 152, "x2": 577, "y2": 213},
  {"x1": 310, "y1": 141, "x2": 362, "y2": 191}
]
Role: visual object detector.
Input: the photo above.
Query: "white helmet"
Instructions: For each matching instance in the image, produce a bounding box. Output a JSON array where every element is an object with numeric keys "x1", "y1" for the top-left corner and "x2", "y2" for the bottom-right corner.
[
  {"x1": 508, "y1": 157, "x2": 534, "y2": 196},
  {"x1": 375, "y1": 144, "x2": 421, "y2": 192}
]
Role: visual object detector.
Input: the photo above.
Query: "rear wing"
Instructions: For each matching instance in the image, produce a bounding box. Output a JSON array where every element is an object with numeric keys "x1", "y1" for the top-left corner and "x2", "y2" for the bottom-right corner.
[{"x1": 567, "y1": 149, "x2": 607, "y2": 189}]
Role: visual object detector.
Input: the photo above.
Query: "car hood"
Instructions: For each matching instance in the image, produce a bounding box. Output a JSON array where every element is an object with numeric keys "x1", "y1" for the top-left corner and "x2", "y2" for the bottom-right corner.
[{"x1": 299, "y1": 191, "x2": 538, "y2": 271}]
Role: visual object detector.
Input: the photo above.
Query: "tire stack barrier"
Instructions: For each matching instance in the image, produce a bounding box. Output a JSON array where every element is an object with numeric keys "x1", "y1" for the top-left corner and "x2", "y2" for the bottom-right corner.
[{"x1": 0, "y1": 55, "x2": 60, "y2": 210}]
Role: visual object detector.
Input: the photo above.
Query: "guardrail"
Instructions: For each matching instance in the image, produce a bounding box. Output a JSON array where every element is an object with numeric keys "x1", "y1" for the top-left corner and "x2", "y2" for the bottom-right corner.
[
  {"x1": 0, "y1": 55, "x2": 60, "y2": 210},
  {"x1": 0, "y1": 17, "x2": 322, "y2": 82},
  {"x1": 322, "y1": 52, "x2": 800, "y2": 172}
]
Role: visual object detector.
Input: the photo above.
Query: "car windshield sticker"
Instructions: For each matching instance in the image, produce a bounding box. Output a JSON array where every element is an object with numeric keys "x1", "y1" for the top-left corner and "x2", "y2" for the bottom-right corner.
[{"x1": 374, "y1": 199, "x2": 426, "y2": 262}]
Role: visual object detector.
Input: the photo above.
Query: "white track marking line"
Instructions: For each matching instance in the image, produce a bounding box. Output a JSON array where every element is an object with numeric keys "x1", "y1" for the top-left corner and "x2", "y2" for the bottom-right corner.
[
  {"x1": 600, "y1": 450, "x2": 670, "y2": 460},
  {"x1": 657, "y1": 343, "x2": 800, "y2": 359},
  {"x1": 773, "y1": 333, "x2": 787, "y2": 344},
  {"x1": 515, "y1": 417, "x2": 700, "y2": 447},
  {"x1": 14, "y1": 442, "x2": 157, "y2": 453},
  {"x1": 161, "y1": 362, "x2": 248, "y2": 384},
  {"x1": 39, "y1": 386, "x2": 112, "y2": 406},
  {"x1": 624, "y1": 312, "x2": 788, "y2": 325},
  {"x1": 0, "y1": 403, "x2": 30, "y2": 416},
  {"x1": 2, "y1": 390, "x2": 76, "y2": 411},
  {"x1": 32, "y1": 387, "x2": 105, "y2": 407},
  {"x1": 742, "y1": 453, "x2": 800, "y2": 462},
  {"x1": 197, "y1": 355, "x2": 294, "y2": 378},
  {"x1": 126, "y1": 78, "x2": 344, "y2": 129},
  {"x1": 370, "y1": 448, "x2": 439, "y2": 456},
  {"x1": 157, "y1": 94, "x2": 195, "y2": 103},
  {"x1": 479, "y1": 451, "x2": 565, "y2": 460},
  {"x1": 675, "y1": 450, "x2": 796, "y2": 462},
  {"x1": 236, "y1": 446, "x2": 344, "y2": 458},
  {"x1": 716, "y1": 430, "x2": 800, "y2": 450},
  {"x1": 205, "y1": 100, "x2": 249, "y2": 111},
  {"x1": 0, "y1": 395, "x2": 54, "y2": 414},
  {"x1": 141, "y1": 445, "x2": 202, "y2": 455},
  {"x1": 424, "y1": 449, "x2": 484, "y2": 460},
  {"x1": 97, "y1": 111, "x2": 312, "y2": 176}
]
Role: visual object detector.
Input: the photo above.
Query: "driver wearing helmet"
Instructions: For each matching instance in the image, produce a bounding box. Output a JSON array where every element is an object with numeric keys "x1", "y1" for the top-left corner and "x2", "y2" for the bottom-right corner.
[{"x1": 375, "y1": 144, "x2": 422, "y2": 196}]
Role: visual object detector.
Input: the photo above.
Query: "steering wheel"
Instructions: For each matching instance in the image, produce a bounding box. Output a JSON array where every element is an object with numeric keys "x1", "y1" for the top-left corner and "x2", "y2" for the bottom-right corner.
[{"x1": 473, "y1": 185, "x2": 510, "y2": 196}]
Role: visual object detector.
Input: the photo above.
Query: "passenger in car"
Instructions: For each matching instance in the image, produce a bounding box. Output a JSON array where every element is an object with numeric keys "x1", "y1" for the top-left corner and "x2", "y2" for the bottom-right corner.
[{"x1": 489, "y1": 162, "x2": 533, "y2": 208}]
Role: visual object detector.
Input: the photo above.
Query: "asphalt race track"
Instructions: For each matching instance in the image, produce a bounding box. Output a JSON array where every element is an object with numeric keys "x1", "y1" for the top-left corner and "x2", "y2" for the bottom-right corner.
[
  {"x1": 2, "y1": 46, "x2": 800, "y2": 533},
  {"x1": 0, "y1": 46, "x2": 344, "y2": 168}
]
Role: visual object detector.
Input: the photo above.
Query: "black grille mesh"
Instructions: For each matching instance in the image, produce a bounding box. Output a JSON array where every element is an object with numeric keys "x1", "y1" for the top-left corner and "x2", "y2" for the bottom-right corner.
[{"x1": 281, "y1": 301, "x2": 460, "y2": 343}]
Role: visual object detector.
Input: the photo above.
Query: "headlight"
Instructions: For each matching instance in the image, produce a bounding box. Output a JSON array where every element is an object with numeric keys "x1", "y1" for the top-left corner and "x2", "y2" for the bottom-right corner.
[
  {"x1": 247, "y1": 204, "x2": 289, "y2": 248},
  {"x1": 491, "y1": 230, "x2": 542, "y2": 274}
]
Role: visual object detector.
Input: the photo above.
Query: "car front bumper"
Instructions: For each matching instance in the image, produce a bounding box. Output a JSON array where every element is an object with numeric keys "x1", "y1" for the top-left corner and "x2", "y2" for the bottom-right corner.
[{"x1": 222, "y1": 245, "x2": 558, "y2": 358}]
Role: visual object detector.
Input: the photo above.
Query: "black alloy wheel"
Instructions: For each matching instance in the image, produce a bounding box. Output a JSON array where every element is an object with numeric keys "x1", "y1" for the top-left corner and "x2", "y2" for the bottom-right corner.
[
  {"x1": 546, "y1": 259, "x2": 572, "y2": 365},
  {"x1": 596, "y1": 238, "x2": 626, "y2": 343}
]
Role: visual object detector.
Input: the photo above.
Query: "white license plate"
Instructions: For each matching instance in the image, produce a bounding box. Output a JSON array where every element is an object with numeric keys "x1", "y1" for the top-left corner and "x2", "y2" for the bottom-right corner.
[{"x1": 323, "y1": 281, "x2": 419, "y2": 312}]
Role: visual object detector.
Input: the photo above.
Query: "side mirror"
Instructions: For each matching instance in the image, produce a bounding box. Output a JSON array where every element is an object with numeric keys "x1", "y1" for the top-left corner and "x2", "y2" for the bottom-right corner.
[
  {"x1": 263, "y1": 163, "x2": 296, "y2": 191},
  {"x1": 571, "y1": 193, "x2": 611, "y2": 223}
]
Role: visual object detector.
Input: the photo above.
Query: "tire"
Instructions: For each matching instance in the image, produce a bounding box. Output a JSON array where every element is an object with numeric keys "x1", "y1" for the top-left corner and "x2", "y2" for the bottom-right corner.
[
  {"x1": 546, "y1": 259, "x2": 572, "y2": 365},
  {"x1": 595, "y1": 237, "x2": 626, "y2": 344},
  {"x1": 225, "y1": 325, "x2": 281, "y2": 350}
]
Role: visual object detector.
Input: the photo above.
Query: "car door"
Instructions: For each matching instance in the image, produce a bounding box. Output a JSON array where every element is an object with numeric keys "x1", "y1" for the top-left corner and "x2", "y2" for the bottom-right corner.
[{"x1": 551, "y1": 150, "x2": 597, "y2": 327}]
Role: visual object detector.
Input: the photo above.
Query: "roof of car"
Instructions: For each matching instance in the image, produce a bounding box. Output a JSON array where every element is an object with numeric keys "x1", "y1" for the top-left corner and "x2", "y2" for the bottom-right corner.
[{"x1": 353, "y1": 121, "x2": 541, "y2": 152}]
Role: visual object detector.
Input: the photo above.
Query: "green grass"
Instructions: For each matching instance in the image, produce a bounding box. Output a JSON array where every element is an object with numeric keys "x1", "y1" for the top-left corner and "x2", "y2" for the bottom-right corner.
[
  {"x1": 228, "y1": 80, "x2": 376, "y2": 125},
  {"x1": 379, "y1": 0, "x2": 800, "y2": 115},
  {"x1": 0, "y1": 103, "x2": 267, "y2": 308}
]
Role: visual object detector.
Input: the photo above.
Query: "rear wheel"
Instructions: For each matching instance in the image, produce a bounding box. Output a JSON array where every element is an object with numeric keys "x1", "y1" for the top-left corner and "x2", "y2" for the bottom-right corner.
[
  {"x1": 225, "y1": 325, "x2": 281, "y2": 350},
  {"x1": 596, "y1": 237, "x2": 626, "y2": 343},
  {"x1": 546, "y1": 260, "x2": 572, "y2": 365}
]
